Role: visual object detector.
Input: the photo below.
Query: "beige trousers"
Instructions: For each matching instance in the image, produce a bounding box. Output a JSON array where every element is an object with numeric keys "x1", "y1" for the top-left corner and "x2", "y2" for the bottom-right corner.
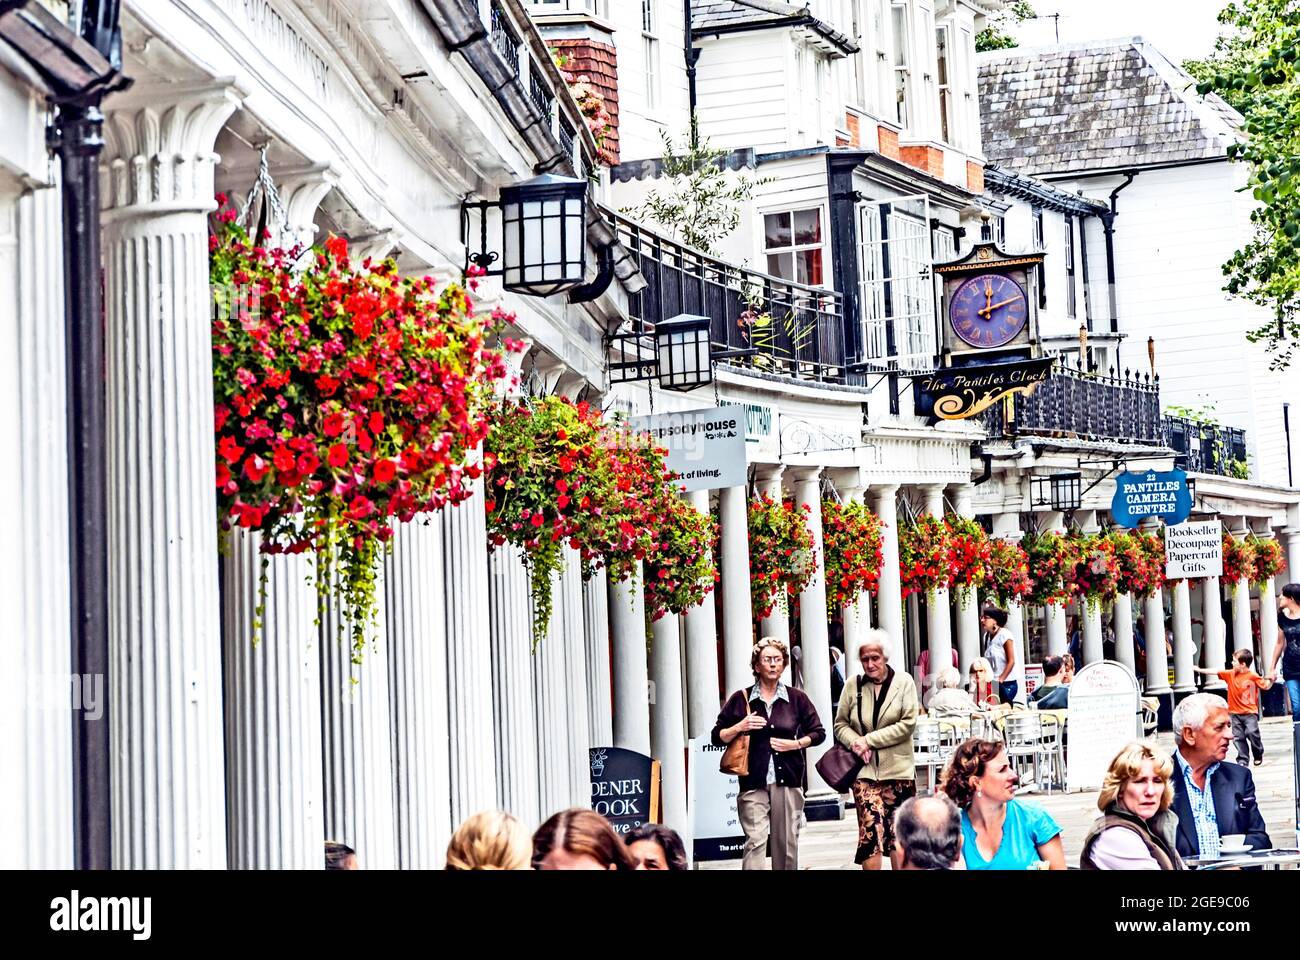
[{"x1": 737, "y1": 785, "x2": 805, "y2": 870}]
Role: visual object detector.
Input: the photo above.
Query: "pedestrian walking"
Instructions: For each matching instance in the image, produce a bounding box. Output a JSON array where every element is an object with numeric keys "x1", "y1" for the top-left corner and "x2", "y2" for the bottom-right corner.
[
  {"x1": 532, "y1": 808, "x2": 636, "y2": 871},
  {"x1": 833, "y1": 631, "x2": 919, "y2": 870},
  {"x1": 981, "y1": 605, "x2": 1024, "y2": 705},
  {"x1": 445, "y1": 810, "x2": 533, "y2": 870},
  {"x1": 1269, "y1": 582, "x2": 1300, "y2": 720},
  {"x1": 1080, "y1": 741, "x2": 1184, "y2": 870},
  {"x1": 1193, "y1": 649, "x2": 1271, "y2": 765},
  {"x1": 711, "y1": 638, "x2": 826, "y2": 870}
]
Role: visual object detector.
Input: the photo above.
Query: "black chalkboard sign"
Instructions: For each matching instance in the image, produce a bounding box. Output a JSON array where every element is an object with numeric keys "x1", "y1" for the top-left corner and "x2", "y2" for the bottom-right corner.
[{"x1": 589, "y1": 747, "x2": 660, "y2": 834}]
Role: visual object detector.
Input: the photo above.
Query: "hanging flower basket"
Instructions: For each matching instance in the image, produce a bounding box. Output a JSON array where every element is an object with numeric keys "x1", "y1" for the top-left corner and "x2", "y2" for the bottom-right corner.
[
  {"x1": 748, "y1": 494, "x2": 816, "y2": 619},
  {"x1": 1020, "y1": 531, "x2": 1080, "y2": 607},
  {"x1": 898, "y1": 514, "x2": 951, "y2": 598},
  {"x1": 1111, "y1": 529, "x2": 1161, "y2": 598},
  {"x1": 821, "y1": 499, "x2": 883, "y2": 616},
  {"x1": 643, "y1": 490, "x2": 719, "y2": 622},
  {"x1": 982, "y1": 537, "x2": 1032, "y2": 606},
  {"x1": 1248, "y1": 535, "x2": 1283, "y2": 585},
  {"x1": 1222, "y1": 531, "x2": 1255, "y2": 592},
  {"x1": 209, "y1": 202, "x2": 508, "y2": 660},
  {"x1": 945, "y1": 514, "x2": 992, "y2": 601},
  {"x1": 1067, "y1": 532, "x2": 1121, "y2": 610}
]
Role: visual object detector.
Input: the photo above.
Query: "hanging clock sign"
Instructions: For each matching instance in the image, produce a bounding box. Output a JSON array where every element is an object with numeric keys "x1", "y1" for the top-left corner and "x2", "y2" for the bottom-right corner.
[{"x1": 936, "y1": 241, "x2": 1045, "y2": 362}]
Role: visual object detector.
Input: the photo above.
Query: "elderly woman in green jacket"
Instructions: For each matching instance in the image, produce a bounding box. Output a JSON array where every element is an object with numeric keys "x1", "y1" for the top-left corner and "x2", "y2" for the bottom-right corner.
[{"x1": 834, "y1": 630, "x2": 919, "y2": 870}]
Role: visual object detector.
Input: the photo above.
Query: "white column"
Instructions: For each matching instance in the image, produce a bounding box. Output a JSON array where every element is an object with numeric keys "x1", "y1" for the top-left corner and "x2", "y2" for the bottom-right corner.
[
  {"x1": 609, "y1": 566, "x2": 652, "y2": 756},
  {"x1": 1043, "y1": 512, "x2": 1069, "y2": 657},
  {"x1": 1143, "y1": 588, "x2": 1172, "y2": 695},
  {"x1": 1258, "y1": 574, "x2": 1279, "y2": 677},
  {"x1": 757, "y1": 470, "x2": 791, "y2": 680},
  {"x1": 650, "y1": 612, "x2": 689, "y2": 840},
  {"x1": 951, "y1": 485, "x2": 982, "y2": 673},
  {"x1": 319, "y1": 567, "x2": 397, "y2": 870},
  {"x1": 442, "y1": 475, "x2": 499, "y2": 826},
  {"x1": 488, "y1": 543, "x2": 540, "y2": 825},
  {"x1": 841, "y1": 484, "x2": 871, "y2": 681},
  {"x1": 103, "y1": 83, "x2": 241, "y2": 868},
  {"x1": 386, "y1": 520, "x2": 453, "y2": 869},
  {"x1": 991, "y1": 515, "x2": 1028, "y2": 700},
  {"x1": 583, "y1": 568, "x2": 614, "y2": 747},
  {"x1": 1171, "y1": 579, "x2": 1196, "y2": 694},
  {"x1": 1200, "y1": 576, "x2": 1227, "y2": 689},
  {"x1": 563, "y1": 562, "x2": 593, "y2": 808},
  {"x1": 0, "y1": 178, "x2": 73, "y2": 867},
  {"x1": 684, "y1": 490, "x2": 721, "y2": 738},
  {"x1": 1283, "y1": 527, "x2": 1300, "y2": 589},
  {"x1": 873, "y1": 485, "x2": 904, "y2": 662},
  {"x1": 1231, "y1": 577, "x2": 1253, "y2": 664},
  {"x1": 534, "y1": 553, "x2": 592, "y2": 814},
  {"x1": 222, "y1": 533, "x2": 324, "y2": 869},
  {"x1": 793, "y1": 468, "x2": 833, "y2": 795},
  {"x1": 718, "y1": 485, "x2": 754, "y2": 696},
  {"x1": 922, "y1": 485, "x2": 953, "y2": 688},
  {"x1": 1113, "y1": 594, "x2": 1137, "y2": 675}
]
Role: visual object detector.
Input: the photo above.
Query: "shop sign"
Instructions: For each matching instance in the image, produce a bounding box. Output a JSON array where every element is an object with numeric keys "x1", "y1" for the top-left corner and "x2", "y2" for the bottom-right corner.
[
  {"x1": 630, "y1": 404, "x2": 747, "y2": 491},
  {"x1": 911, "y1": 356, "x2": 1053, "y2": 421},
  {"x1": 1111, "y1": 469, "x2": 1192, "y2": 527}
]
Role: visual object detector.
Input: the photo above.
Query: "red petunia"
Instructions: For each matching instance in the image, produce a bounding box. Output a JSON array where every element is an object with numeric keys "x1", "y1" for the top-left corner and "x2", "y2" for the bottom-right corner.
[
  {"x1": 323, "y1": 412, "x2": 346, "y2": 437},
  {"x1": 373, "y1": 459, "x2": 397, "y2": 483},
  {"x1": 273, "y1": 447, "x2": 296, "y2": 472},
  {"x1": 297, "y1": 452, "x2": 320, "y2": 475},
  {"x1": 218, "y1": 435, "x2": 244, "y2": 463},
  {"x1": 325, "y1": 235, "x2": 348, "y2": 260},
  {"x1": 243, "y1": 454, "x2": 269, "y2": 483},
  {"x1": 327, "y1": 443, "x2": 349, "y2": 468}
]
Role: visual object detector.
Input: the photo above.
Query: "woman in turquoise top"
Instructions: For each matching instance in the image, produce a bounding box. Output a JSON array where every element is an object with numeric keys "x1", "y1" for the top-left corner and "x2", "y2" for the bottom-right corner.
[{"x1": 939, "y1": 739, "x2": 1066, "y2": 870}]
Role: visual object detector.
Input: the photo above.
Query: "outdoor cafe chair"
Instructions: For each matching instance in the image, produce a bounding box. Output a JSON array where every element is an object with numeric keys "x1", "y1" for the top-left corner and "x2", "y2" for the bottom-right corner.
[
  {"x1": 913, "y1": 718, "x2": 947, "y2": 792},
  {"x1": 1034, "y1": 712, "x2": 1066, "y2": 793},
  {"x1": 994, "y1": 710, "x2": 1042, "y2": 790}
]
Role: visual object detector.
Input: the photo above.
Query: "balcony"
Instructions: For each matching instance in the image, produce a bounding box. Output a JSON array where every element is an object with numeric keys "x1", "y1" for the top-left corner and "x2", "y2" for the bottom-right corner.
[
  {"x1": 979, "y1": 362, "x2": 1163, "y2": 445},
  {"x1": 612, "y1": 213, "x2": 847, "y2": 384},
  {"x1": 490, "y1": 1, "x2": 521, "y2": 71},
  {"x1": 1163, "y1": 415, "x2": 1249, "y2": 478}
]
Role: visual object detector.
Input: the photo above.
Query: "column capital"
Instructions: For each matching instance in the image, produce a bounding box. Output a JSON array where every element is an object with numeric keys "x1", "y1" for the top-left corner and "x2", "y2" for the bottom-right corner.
[
  {"x1": 102, "y1": 79, "x2": 244, "y2": 218},
  {"x1": 787, "y1": 465, "x2": 823, "y2": 485},
  {"x1": 755, "y1": 464, "x2": 785, "y2": 488},
  {"x1": 349, "y1": 229, "x2": 402, "y2": 264}
]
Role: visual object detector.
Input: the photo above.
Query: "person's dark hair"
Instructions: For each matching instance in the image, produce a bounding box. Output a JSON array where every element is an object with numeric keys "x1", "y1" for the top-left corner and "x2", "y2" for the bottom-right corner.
[
  {"x1": 981, "y1": 605, "x2": 1008, "y2": 628},
  {"x1": 324, "y1": 840, "x2": 355, "y2": 870},
  {"x1": 624, "y1": 824, "x2": 688, "y2": 870},
  {"x1": 894, "y1": 795, "x2": 962, "y2": 870},
  {"x1": 1041, "y1": 655, "x2": 1063, "y2": 679},
  {"x1": 1234, "y1": 648, "x2": 1254, "y2": 667},
  {"x1": 533, "y1": 808, "x2": 636, "y2": 870},
  {"x1": 938, "y1": 739, "x2": 1006, "y2": 810},
  {"x1": 1282, "y1": 582, "x2": 1300, "y2": 604}
]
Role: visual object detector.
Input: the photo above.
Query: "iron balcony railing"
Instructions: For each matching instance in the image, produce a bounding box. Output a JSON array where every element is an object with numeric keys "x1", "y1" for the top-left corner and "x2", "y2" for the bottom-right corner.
[
  {"x1": 558, "y1": 113, "x2": 577, "y2": 164},
  {"x1": 529, "y1": 63, "x2": 554, "y2": 122},
  {"x1": 490, "y1": 1, "x2": 521, "y2": 71},
  {"x1": 613, "y1": 212, "x2": 847, "y2": 383},
  {"x1": 979, "y1": 360, "x2": 1163, "y2": 444},
  {"x1": 1163, "y1": 415, "x2": 1248, "y2": 477}
]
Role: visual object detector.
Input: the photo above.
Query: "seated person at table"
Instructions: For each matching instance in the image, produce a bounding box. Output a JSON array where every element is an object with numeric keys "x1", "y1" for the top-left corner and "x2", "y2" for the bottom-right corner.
[
  {"x1": 1030, "y1": 656, "x2": 1070, "y2": 710},
  {"x1": 927, "y1": 667, "x2": 982, "y2": 719}
]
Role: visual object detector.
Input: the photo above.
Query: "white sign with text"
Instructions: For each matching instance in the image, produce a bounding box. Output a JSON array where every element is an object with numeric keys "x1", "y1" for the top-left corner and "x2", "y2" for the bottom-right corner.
[
  {"x1": 688, "y1": 739, "x2": 745, "y2": 862},
  {"x1": 630, "y1": 405, "x2": 747, "y2": 492},
  {"x1": 1164, "y1": 519, "x2": 1223, "y2": 580},
  {"x1": 1066, "y1": 661, "x2": 1142, "y2": 792}
]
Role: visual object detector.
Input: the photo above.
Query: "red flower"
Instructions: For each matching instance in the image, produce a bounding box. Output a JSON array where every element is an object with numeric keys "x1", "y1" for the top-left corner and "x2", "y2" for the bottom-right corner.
[
  {"x1": 327, "y1": 443, "x2": 349, "y2": 468},
  {"x1": 345, "y1": 495, "x2": 375, "y2": 521},
  {"x1": 352, "y1": 314, "x2": 373, "y2": 340},
  {"x1": 297, "y1": 452, "x2": 320, "y2": 475},
  {"x1": 373, "y1": 459, "x2": 397, "y2": 484},
  {"x1": 557, "y1": 495, "x2": 571, "y2": 510},
  {"x1": 273, "y1": 447, "x2": 297, "y2": 472},
  {"x1": 216, "y1": 462, "x2": 231, "y2": 488},
  {"x1": 369, "y1": 411, "x2": 384, "y2": 435},
  {"x1": 531, "y1": 514, "x2": 545, "y2": 528},
  {"x1": 243, "y1": 454, "x2": 269, "y2": 483},
  {"x1": 323, "y1": 412, "x2": 346, "y2": 437},
  {"x1": 325, "y1": 235, "x2": 348, "y2": 260},
  {"x1": 218, "y1": 435, "x2": 245, "y2": 463}
]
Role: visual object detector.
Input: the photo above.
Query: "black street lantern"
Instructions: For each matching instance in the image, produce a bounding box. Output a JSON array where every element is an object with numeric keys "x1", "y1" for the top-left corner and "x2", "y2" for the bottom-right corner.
[
  {"x1": 655, "y1": 313, "x2": 713, "y2": 391},
  {"x1": 1031, "y1": 472, "x2": 1082, "y2": 513},
  {"x1": 499, "y1": 173, "x2": 587, "y2": 297}
]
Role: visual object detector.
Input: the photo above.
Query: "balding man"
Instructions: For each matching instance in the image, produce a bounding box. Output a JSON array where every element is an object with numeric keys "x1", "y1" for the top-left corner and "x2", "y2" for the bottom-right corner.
[
  {"x1": 894, "y1": 795, "x2": 963, "y2": 870},
  {"x1": 1169, "y1": 692, "x2": 1270, "y2": 859}
]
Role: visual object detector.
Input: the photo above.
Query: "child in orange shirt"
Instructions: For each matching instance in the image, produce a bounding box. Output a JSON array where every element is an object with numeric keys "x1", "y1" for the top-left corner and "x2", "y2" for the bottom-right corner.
[{"x1": 1193, "y1": 649, "x2": 1273, "y2": 766}]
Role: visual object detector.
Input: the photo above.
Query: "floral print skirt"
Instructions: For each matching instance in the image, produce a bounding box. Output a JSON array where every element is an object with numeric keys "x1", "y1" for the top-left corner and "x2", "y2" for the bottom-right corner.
[{"x1": 850, "y1": 778, "x2": 916, "y2": 863}]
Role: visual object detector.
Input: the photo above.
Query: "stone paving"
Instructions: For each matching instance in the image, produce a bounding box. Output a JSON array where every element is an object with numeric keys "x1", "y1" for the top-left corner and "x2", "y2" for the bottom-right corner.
[{"x1": 702, "y1": 718, "x2": 1298, "y2": 869}]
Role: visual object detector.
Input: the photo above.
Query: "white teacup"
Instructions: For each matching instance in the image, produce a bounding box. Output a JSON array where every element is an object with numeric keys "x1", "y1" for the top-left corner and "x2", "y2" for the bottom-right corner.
[{"x1": 1220, "y1": 834, "x2": 1247, "y2": 848}]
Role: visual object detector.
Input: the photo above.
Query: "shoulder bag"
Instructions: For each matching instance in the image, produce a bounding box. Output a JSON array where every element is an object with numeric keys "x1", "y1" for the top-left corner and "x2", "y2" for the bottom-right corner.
[
  {"x1": 719, "y1": 692, "x2": 751, "y2": 776},
  {"x1": 815, "y1": 676, "x2": 866, "y2": 793}
]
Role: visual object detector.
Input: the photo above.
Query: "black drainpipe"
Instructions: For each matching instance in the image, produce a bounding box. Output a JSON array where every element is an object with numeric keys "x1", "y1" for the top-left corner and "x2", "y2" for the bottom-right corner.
[
  {"x1": 1101, "y1": 171, "x2": 1136, "y2": 366},
  {"x1": 684, "y1": 0, "x2": 699, "y2": 121}
]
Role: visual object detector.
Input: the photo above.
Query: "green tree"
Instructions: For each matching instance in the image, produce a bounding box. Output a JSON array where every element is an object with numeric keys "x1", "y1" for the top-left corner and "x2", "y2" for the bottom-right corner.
[
  {"x1": 975, "y1": 1, "x2": 1036, "y2": 52},
  {"x1": 625, "y1": 116, "x2": 766, "y2": 255},
  {"x1": 1191, "y1": 0, "x2": 1300, "y2": 368}
]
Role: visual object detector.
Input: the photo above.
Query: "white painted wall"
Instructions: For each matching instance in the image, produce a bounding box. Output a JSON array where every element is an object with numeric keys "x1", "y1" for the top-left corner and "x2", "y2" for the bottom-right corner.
[{"x1": 694, "y1": 32, "x2": 792, "y2": 153}]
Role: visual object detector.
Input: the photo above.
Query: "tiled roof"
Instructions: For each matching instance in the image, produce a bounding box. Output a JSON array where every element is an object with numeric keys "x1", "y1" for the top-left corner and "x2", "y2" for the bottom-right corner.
[
  {"x1": 978, "y1": 38, "x2": 1242, "y2": 177},
  {"x1": 692, "y1": 0, "x2": 857, "y2": 53}
]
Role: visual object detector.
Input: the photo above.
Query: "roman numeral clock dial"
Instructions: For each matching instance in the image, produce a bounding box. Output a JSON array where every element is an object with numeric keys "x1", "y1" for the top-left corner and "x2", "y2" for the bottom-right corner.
[{"x1": 950, "y1": 273, "x2": 1028, "y2": 349}]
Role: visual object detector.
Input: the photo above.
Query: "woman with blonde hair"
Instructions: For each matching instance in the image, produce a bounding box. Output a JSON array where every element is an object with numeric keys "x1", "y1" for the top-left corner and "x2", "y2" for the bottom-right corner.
[
  {"x1": 445, "y1": 810, "x2": 533, "y2": 870},
  {"x1": 967, "y1": 657, "x2": 997, "y2": 707},
  {"x1": 1080, "y1": 741, "x2": 1184, "y2": 870}
]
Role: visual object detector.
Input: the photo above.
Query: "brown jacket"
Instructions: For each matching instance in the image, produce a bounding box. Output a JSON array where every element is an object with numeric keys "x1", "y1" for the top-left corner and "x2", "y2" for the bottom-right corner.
[
  {"x1": 833, "y1": 669, "x2": 918, "y2": 782},
  {"x1": 1080, "y1": 806, "x2": 1185, "y2": 870}
]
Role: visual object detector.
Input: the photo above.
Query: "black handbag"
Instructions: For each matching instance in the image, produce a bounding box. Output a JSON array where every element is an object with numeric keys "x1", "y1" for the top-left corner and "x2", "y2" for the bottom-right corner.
[{"x1": 816, "y1": 676, "x2": 866, "y2": 793}]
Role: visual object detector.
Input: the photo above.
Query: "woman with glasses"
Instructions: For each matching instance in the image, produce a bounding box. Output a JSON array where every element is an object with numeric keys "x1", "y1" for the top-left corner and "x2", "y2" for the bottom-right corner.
[
  {"x1": 833, "y1": 630, "x2": 919, "y2": 870},
  {"x1": 711, "y1": 638, "x2": 826, "y2": 870}
]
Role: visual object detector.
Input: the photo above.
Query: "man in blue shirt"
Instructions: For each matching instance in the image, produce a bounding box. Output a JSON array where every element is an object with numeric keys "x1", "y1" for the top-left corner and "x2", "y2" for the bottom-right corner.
[{"x1": 1170, "y1": 692, "x2": 1270, "y2": 859}]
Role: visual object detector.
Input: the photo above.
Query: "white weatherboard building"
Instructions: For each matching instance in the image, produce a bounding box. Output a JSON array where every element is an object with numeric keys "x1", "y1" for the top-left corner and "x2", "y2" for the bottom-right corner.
[{"x1": 4, "y1": 0, "x2": 1300, "y2": 870}]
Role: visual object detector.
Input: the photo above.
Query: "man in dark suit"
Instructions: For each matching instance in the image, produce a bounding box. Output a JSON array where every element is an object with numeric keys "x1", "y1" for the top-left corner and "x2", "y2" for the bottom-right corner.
[{"x1": 1170, "y1": 692, "x2": 1270, "y2": 859}]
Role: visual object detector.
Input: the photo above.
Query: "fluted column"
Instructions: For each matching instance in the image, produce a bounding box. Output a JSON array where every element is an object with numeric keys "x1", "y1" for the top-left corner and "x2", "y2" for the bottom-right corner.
[
  {"x1": 684, "y1": 490, "x2": 721, "y2": 738},
  {"x1": 793, "y1": 468, "x2": 833, "y2": 795},
  {"x1": 441, "y1": 476, "x2": 499, "y2": 826},
  {"x1": 103, "y1": 82, "x2": 242, "y2": 868},
  {"x1": 921, "y1": 485, "x2": 953, "y2": 688},
  {"x1": 386, "y1": 520, "x2": 453, "y2": 868},
  {"x1": 222, "y1": 533, "x2": 324, "y2": 869},
  {"x1": 650, "y1": 612, "x2": 689, "y2": 841},
  {"x1": 718, "y1": 485, "x2": 754, "y2": 696},
  {"x1": 563, "y1": 562, "x2": 593, "y2": 808},
  {"x1": 992, "y1": 514, "x2": 1029, "y2": 698},
  {"x1": 609, "y1": 566, "x2": 652, "y2": 756},
  {"x1": 840, "y1": 484, "x2": 870, "y2": 681},
  {"x1": 583, "y1": 568, "x2": 614, "y2": 747},
  {"x1": 0, "y1": 179, "x2": 73, "y2": 867},
  {"x1": 1199, "y1": 576, "x2": 1227, "y2": 689},
  {"x1": 951, "y1": 485, "x2": 982, "y2": 673},
  {"x1": 488, "y1": 543, "x2": 541, "y2": 824},
  {"x1": 873, "y1": 485, "x2": 904, "y2": 662},
  {"x1": 756, "y1": 469, "x2": 791, "y2": 682},
  {"x1": 320, "y1": 566, "x2": 397, "y2": 869},
  {"x1": 1143, "y1": 588, "x2": 1172, "y2": 696},
  {"x1": 1113, "y1": 594, "x2": 1137, "y2": 675},
  {"x1": 1231, "y1": 577, "x2": 1253, "y2": 665},
  {"x1": 1258, "y1": 573, "x2": 1279, "y2": 676},
  {"x1": 1171, "y1": 579, "x2": 1196, "y2": 694},
  {"x1": 1043, "y1": 512, "x2": 1069, "y2": 657},
  {"x1": 1283, "y1": 526, "x2": 1300, "y2": 589}
]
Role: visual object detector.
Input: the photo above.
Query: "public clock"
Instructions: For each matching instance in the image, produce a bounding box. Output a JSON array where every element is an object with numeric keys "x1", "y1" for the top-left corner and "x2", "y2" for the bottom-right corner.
[{"x1": 948, "y1": 273, "x2": 1029, "y2": 349}]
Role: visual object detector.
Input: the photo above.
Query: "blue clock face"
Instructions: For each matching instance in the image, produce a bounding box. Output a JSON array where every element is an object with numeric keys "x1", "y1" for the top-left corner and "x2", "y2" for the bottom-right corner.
[{"x1": 950, "y1": 273, "x2": 1028, "y2": 349}]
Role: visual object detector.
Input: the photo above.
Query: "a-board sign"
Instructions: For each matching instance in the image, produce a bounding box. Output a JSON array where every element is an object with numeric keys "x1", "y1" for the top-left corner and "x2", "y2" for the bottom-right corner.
[
  {"x1": 688, "y1": 739, "x2": 745, "y2": 862},
  {"x1": 1066, "y1": 661, "x2": 1142, "y2": 792},
  {"x1": 590, "y1": 747, "x2": 660, "y2": 834},
  {"x1": 1165, "y1": 519, "x2": 1223, "y2": 579},
  {"x1": 629, "y1": 405, "x2": 747, "y2": 492}
]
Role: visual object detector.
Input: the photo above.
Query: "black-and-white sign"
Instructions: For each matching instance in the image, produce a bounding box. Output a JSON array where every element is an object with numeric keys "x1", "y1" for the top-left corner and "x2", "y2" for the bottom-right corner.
[
  {"x1": 630, "y1": 405, "x2": 747, "y2": 491},
  {"x1": 688, "y1": 739, "x2": 745, "y2": 862},
  {"x1": 590, "y1": 747, "x2": 659, "y2": 834},
  {"x1": 1066, "y1": 661, "x2": 1142, "y2": 792},
  {"x1": 1165, "y1": 519, "x2": 1223, "y2": 579}
]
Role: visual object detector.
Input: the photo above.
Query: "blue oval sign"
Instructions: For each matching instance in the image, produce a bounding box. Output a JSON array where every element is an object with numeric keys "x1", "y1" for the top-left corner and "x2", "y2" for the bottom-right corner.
[{"x1": 1111, "y1": 469, "x2": 1192, "y2": 528}]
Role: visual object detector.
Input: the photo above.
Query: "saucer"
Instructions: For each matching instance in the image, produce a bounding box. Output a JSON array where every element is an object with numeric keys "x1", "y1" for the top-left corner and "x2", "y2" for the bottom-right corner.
[{"x1": 1217, "y1": 844, "x2": 1251, "y2": 855}]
